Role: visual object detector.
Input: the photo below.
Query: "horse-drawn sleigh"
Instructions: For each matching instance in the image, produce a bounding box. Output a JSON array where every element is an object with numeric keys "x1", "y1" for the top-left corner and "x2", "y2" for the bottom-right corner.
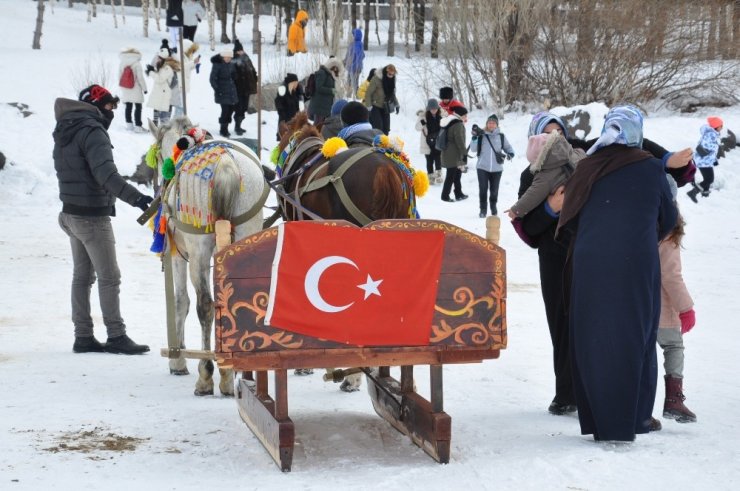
[{"x1": 142, "y1": 115, "x2": 507, "y2": 471}]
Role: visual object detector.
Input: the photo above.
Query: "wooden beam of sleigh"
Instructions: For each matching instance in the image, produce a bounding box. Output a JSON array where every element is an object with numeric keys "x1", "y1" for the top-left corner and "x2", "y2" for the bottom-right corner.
[{"x1": 213, "y1": 219, "x2": 506, "y2": 471}]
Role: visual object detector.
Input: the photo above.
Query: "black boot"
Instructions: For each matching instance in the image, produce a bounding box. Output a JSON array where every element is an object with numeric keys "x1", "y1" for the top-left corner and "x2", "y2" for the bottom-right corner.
[
  {"x1": 548, "y1": 399, "x2": 577, "y2": 415},
  {"x1": 105, "y1": 334, "x2": 150, "y2": 355},
  {"x1": 234, "y1": 119, "x2": 245, "y2": 136},
  {"x1": 73, "y1": 336, "x2": 105, "y2": 353},
  {"x1": 686, "y1": 186, "x2": 700, "y2": 203},
  {"x1": 219, "y1": 124, "x2": 230, "y2": 138}
]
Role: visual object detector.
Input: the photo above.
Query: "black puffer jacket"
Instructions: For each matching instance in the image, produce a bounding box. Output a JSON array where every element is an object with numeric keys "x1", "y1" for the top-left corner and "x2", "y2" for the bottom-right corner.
[
  {"x1": 53, "y1": 98, "x2": 144, "y2": 216},
  {"x1": 209, "y1": 55, "x2": 238, "y2": 105}
]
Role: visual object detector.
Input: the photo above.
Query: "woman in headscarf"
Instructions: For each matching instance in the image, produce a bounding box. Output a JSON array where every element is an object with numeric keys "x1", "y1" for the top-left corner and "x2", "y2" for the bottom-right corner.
[{"x1": 556, "y1": 105, "x2": 677, "y2": 442}]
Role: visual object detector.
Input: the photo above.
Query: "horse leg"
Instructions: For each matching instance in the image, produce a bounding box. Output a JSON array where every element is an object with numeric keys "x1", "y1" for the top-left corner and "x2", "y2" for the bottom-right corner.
[
  {"x1": 190, "y1": 255, "x2": 216, "y2": 396},
  {"x1": 169, "y1": 255, "x2": 190, "y2": 375}
]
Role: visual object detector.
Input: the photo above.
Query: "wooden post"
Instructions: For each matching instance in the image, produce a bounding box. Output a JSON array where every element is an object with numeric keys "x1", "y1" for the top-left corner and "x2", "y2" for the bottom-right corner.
[
  {"x1": 255, "y1": 31, "x2": 262, "y2": 159},
  {"x1": 485, "y1": 215, "x2": 500, "y2": 245},
  {"x1": 178, "y1": 27, "x2": 187, "y2": 115}
]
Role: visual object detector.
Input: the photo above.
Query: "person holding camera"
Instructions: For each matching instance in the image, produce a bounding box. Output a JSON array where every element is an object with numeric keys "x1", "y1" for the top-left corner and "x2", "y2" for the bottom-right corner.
[
  {"x1": 415, "y1": 98, "x2": 443, "y2": 184},
  {"x1": 472, "y1": 114, "x2": 514, "y2": 217}
]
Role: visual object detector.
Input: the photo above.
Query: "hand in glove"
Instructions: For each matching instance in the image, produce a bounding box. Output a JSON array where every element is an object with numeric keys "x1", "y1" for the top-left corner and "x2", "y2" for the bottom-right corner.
[
  {"x1": 506, "y1": 153, "x2": 514, "y2": 160},
  {"x1": 679, "y1": 309, "x2": 696, "y2": 334},
  {"x1": 134, "y1": 195, "x2": 154, "y2": 212},
  {"x1": 395, "y1": 105, "x2": 400, "y2": 114}
]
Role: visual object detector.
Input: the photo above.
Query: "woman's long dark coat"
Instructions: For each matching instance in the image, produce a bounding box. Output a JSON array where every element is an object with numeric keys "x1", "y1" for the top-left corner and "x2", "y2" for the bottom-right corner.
[{"x1": 566, "y1": 156, "x2": 677, "y2": 441}]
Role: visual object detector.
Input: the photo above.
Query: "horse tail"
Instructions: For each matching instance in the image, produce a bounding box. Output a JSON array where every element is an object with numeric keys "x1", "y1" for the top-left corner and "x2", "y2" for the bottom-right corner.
[
  {"x1": 211, "y1": 156, "x2": 241, "y2": 221},
  {"x1": 372, "y1": 162, "x2": 409, "y2": 219}
]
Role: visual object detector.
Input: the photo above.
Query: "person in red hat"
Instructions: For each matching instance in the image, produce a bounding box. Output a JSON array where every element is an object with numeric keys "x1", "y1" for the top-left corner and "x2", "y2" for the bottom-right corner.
[
  {"x1": 687, "y1": 116, "x2": 723, "y2": 202},
  {"x1": 53, "y1": 84, "x2": 153, "y2": 355}
]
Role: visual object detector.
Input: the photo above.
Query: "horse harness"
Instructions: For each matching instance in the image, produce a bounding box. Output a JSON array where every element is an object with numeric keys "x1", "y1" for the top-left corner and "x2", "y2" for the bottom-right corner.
[{"x1": 274, "y1": 136, "x2": 379, "y2": 226}]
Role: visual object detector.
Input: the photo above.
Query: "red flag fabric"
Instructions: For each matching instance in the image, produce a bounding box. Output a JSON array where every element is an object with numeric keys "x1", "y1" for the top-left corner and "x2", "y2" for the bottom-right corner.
[{"x1": 266, "y1": 222, "x2": 445, "y2": 346}]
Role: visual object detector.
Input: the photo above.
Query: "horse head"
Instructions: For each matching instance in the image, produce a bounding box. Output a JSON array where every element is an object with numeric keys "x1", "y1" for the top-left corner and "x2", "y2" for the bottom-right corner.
[
  {"x1": 277, "y1": 111, "x2": 321, "y2": 154},
  {"x1": 147, "y1": 116, "x2": 202, "y2": 185}
]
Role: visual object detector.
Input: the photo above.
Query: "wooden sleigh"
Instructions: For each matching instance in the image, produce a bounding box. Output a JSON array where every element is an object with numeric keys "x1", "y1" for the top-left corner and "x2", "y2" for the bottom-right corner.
[{"x1": 213, "y1": 218, "x2": 506, "y2": 471}]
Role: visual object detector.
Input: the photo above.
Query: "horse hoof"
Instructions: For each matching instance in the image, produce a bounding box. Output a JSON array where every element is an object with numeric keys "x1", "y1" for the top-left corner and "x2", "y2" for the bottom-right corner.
[
  {"x1": 170, "y1": 368, "x2": 190, "y2": 376},
  {"x1": 194, "y1": 388, "x2": 214, "y2": 396},
  {"x1": 220, "y1": 390, "x2": 235, "y2": 398}
]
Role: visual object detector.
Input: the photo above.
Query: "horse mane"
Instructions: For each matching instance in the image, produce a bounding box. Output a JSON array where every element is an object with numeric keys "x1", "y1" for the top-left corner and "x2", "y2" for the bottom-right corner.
[
  {"x1": 371, "y1": 163, "x2": 407, "y2": 219},
  {"x1": 278, "y1": 111, "x2": 321, "y2": 152},
  {"x1": 155, "y1": 116, "x2": 194, "y2": 147}
]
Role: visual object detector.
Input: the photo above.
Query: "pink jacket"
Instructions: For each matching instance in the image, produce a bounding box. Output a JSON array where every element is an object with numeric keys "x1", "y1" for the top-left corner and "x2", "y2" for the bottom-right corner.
[{"x1": 658, "y1": 240, "x2": 694, "y2": 328}]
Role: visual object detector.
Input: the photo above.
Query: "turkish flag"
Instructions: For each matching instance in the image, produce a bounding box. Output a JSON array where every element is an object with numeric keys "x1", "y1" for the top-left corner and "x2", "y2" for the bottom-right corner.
[{"x1": 265, "y1": 222, "x2": 445, "y2": 346}]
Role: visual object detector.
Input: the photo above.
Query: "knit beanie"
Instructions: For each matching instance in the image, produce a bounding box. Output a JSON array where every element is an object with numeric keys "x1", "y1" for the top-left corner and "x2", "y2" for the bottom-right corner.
[
  {"x1": 331, "y1": 99, "x2": 349, "y2": 117},
  {"x1": 707, "y1": 116, "x2": 724, "y2": 130},
  {"x1": 79, "y1": 84, "x2": 119, "y2": 108},
  {"x1": 158, "y1": 39, "x2": 171, "y2": 59},
  {"x1": 426, "y1": 98, "x2": 439, "y2": 111},
  {"x1": 528, "y1": 111, "x2": 569, "y2": 138},
  {"x1": 284, "y1": 73, "x2": 299, "y2": 84},
  {"x1": 452, "y1": 105, "x2": 468, "y2": 117},
  {"x1": 487, "y1": 114, "x2": 499, "y2": 124},
  {"x1": 439, "y1": 86, "x2": 454, "y2": 100},
  {"x1": 233, "y1": 38, "x2": 244, "y2": 54},
  {"x1": 220, "y1": 49, "x2": 234, "y2": 59},
  {"x1": 341, "y1": 101, "x2": 370, "y2": 125}
]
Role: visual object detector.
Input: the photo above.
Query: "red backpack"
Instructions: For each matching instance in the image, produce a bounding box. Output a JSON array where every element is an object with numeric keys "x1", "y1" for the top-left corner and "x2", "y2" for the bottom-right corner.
[{"x1": 119, "y1": 66, "x2": 135, "y2": 89}]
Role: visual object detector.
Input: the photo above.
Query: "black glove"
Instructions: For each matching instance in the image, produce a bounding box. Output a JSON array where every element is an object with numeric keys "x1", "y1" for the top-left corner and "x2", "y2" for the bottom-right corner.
[
  {"x1": 420, "y1": 120, "x2": 426, "y2": 126},
  {"x1": 134, "y1": 195, "x2": 154, "y2": 212},
  {"x1": 145, "y1": 64, "x2": 154, "y2": 75},
  {"x1": 395, "y1": 105, "x2": 400, "y2": 114},
  {"x1": 506, "y1": 153, "x2": 514, "y2": 160}
]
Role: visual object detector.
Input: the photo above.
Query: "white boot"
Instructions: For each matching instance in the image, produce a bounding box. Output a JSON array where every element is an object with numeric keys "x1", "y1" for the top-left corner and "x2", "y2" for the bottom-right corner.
[
  {"x1": 125, "y1": 122, "x2": 134, "y2": 131},
  {"x1": 133, "y1": 125, "x2": 147, "y2": 134},
  {"x1": 435, "y1": 170, "x2": 444, "y2": 184}
]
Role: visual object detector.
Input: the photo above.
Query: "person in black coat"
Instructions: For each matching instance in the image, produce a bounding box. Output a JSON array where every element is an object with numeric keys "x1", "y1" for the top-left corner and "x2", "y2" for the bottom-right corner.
[
  {"x1": 274, "y1": 73, "x2": 303, "y2": 140},
  {"x1": 557, "y1": 105, "x2": 677, "y2": 442},
  {"x1": 232, "y1": 39, "x2": 258, "y2": 136},
  {"x1": 53, "y1": 85, "x2": 152, "y2": 355},
  {"x1": 209, "y1": 49, "x2": 238, "y2": 137}
]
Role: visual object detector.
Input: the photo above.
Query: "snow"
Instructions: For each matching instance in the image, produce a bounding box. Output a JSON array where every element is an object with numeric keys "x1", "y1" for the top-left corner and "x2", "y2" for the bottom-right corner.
[{"x1": 1, "y1": 2, "x2": 740, "y2": 489}]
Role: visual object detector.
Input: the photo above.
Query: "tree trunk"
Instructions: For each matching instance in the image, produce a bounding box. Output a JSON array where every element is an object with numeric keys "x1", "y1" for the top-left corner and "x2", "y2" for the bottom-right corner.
[
  {"x1": 142, "y1": 0, "x2": 149, "y2": 37},
  {"x1": 253, "y1": 0, "x2": 260, "y2": 53},
  {"x1": 363, "y1": 0, "x2": 370, "y2": 50},
  {"x1": 707, "y1": 0, "x2": 719, "y2": 59},
  {"x1": 430, "y1": 0, "x2": 438, "y2": 58},
  {"x1": 387, "y1": 0, "x2": 395, "y2": 56},
  {"x1": 231, "y1": 0, "x2": 239, "y2": 42},
  {"x1": 32, "y1": 0, "x2": 45, "y2": 50},
  {"x1": 120, "y1": 0, "x2": 126, "y2": 25},
  {"x1": 111, "y1": 0, "x2": 118, "y2": 28},
  {"x1": 208, "y1": 0, "x2": 216, "y2": 51},
  {"x1": 216, "y1": 0, "x2": 229, "y2": 43},
  {"x1": 413, "y1": 0, "x2": 424, "y2": 52},
  {"x1": 350, "y1": 0, "x2": 358, "y2": 29}
]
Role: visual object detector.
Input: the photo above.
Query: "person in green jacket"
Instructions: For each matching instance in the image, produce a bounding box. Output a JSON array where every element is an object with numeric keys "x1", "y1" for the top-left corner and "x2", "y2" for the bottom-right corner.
[{"x1": 440, "y1": 105, "x2": 469, "y2": 202}]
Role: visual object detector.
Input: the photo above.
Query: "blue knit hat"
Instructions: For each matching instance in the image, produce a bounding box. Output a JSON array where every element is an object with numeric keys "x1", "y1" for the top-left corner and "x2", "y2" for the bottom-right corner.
[
  {"x1": 331, "y1": 99, "x2": 349, "y2": 117},
  {"x1": 528, "y1": 111, "x2": 569, "y2": 138}
]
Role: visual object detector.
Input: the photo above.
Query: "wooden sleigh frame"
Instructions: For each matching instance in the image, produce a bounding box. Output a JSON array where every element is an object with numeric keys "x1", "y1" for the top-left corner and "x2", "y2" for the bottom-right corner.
[{"x1": 213, "y1": 218, "x2": 506, "y2": 471}]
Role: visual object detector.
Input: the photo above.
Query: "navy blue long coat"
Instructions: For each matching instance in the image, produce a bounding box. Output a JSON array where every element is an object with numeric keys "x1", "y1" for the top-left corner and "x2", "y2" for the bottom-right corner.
[{"x1": 567, "y1": 156, "x2": 677, "y2": 442}]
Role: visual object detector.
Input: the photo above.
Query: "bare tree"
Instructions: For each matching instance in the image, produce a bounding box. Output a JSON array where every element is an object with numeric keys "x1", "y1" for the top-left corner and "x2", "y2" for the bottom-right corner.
[
  {"x1": 253, "y1": 0, "x2": 261, "y2": 53},
  {"x1": 387, "y1": 0, "x2": 396, "y2": 56},
  {"x1": 142, "y1": 0, "x2": 150, "y2": 37},
  {"x1": 32, "y1": 0, "x2": 45, "y2": 50},
  {"x1": 413, "y1": 0, "x2": 424, "y2": 52},
  {"x1": 363, "y1": 0, "x2": 370, "y2": 50}
]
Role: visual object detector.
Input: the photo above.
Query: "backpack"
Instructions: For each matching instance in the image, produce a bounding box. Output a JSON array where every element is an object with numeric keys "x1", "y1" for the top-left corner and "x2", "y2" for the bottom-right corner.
[
  {"x1": 304, "y1": 72, "x2": 317, "y2": 100},
  {"x1": 435, "y1": 127, "x2": 449, "y2": 152},
  {"x1": 119, "y1": 65, "x2": 135, "y2": 89}
]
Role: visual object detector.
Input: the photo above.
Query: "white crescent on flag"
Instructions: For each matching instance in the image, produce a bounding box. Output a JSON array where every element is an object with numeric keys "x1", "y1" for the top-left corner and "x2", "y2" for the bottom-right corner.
[{"x1": 304, "y1": 256, "x2": 358, "y2": 313}]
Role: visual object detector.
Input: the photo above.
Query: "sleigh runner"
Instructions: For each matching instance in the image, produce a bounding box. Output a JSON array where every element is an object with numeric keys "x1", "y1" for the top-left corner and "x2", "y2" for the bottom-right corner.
[{"x1": 213, "y1": 218, "x2": 506, "y2": 471}]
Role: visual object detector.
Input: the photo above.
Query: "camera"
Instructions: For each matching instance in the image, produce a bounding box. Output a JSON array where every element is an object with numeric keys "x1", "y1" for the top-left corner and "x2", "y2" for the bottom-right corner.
[{"x1": 471, "y1": 124, "x2": 483, "y2": 137}]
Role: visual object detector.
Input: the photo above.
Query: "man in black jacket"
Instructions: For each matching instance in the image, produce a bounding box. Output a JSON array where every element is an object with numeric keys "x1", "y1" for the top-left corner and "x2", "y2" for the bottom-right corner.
[{"x1": 54, "y1": 84, "x2": 153, "y2": 355}]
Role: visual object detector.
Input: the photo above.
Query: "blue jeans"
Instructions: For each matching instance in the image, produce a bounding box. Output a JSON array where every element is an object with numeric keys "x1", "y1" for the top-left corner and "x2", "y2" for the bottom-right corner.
[{"x1": 58, "y1": 213, "x2": 126, "y2": 338}]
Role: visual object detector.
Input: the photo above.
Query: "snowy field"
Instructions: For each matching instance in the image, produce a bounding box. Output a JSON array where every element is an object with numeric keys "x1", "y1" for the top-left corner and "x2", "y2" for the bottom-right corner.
[{"x1": 1, "y1": 1, "x2": 739, "y2": 489}]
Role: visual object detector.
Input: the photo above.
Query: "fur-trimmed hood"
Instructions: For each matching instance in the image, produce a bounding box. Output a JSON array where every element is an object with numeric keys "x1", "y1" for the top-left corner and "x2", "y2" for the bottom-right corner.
[
  {"x1": 528, "y1": 132, "x2": 585, "y2": 173},
  {"x1": 440, "y1": 114, "x2": 462, "y2": 128},
  {"x1": 323, "y1": 58, "x2": 343, "y2": 79},
  {"x1": 119, "y1": 48, "x2": 141, "y2": 65}
]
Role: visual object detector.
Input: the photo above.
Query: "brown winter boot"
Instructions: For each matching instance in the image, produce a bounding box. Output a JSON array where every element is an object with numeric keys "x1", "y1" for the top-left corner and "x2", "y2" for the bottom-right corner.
[{"x1": 663, "y1": 375, "x2": 697, "y2": 423}]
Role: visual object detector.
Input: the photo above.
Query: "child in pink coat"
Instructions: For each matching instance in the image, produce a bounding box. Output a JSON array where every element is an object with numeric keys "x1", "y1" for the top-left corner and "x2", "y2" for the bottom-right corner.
[{"x1": 658, "y1": 200, "x2": 697, "y2": 423}]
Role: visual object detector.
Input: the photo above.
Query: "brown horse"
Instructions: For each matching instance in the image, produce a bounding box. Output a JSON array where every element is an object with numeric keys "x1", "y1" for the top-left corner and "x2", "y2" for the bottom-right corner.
[{"x1": 275, "y1": 112, "x2": 416, "y2": 226}]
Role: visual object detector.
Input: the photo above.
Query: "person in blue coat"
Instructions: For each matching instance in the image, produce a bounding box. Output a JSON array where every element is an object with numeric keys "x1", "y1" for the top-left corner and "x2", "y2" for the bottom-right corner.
[
  {"x1": 687, "y1": 116, "x2": 723, "y2": 202},
  {"x1": 556, "y1": 105, "x2": 678, "y2": 442}
]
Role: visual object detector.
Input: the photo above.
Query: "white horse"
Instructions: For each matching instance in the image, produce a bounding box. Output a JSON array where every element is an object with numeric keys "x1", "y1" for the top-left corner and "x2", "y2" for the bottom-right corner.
[{"x1": 149, "y1": 117, "x2": 269, "y2": 396}]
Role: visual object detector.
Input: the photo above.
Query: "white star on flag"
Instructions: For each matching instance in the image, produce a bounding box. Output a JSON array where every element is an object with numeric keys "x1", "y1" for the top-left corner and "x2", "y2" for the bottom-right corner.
[{"x1": 357, "y1": 274, "x2": 383, "y2": 300}]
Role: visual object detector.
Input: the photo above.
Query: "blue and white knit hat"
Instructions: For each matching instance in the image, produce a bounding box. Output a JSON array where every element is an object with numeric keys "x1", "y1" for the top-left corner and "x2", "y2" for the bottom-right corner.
[
  {"x1": 528, "y1": 111, "x2": 569, "y2": 138},
  {"x1": 586, "y1": 104, "x2": 644, "y2": 155}
]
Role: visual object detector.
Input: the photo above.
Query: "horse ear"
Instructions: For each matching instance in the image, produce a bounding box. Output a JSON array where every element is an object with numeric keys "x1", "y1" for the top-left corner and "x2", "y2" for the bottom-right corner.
[
  {"x1": 278, "y1": 121, "x2": 288, "y2": 139},
  {"x1": 148, "y1": 118, "x2": 158, "y2": 136}
]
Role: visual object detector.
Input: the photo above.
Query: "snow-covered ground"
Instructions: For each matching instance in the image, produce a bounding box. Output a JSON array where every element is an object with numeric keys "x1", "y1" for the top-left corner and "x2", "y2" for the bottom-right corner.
[{"x1": 1, "y1": 2, "x2": 739, "y2": 489}]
